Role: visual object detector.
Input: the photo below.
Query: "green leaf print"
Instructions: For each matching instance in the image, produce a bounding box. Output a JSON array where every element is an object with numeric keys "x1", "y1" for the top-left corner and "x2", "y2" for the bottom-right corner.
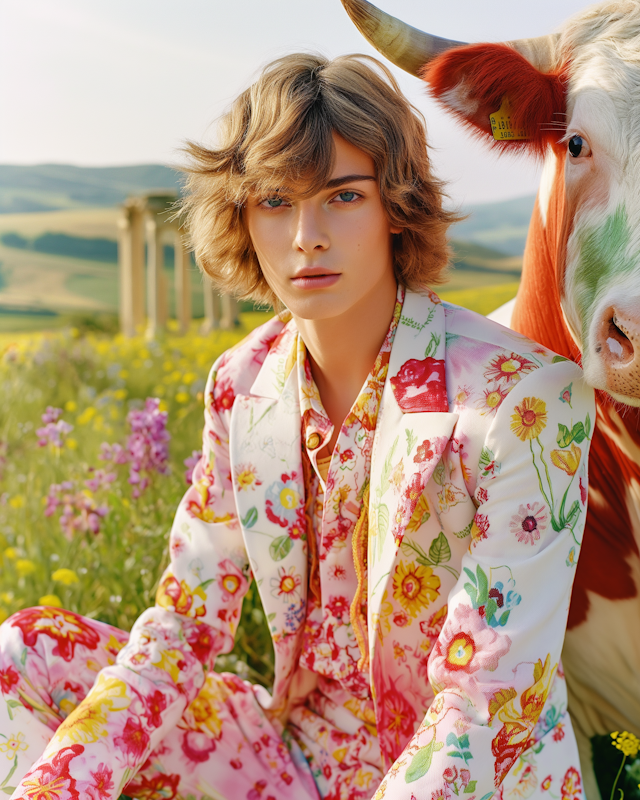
[
  {"x1": 378, "y1": 504, "x2": 390, "y2": 543},
  {"x1": 454, "y1": 521, "x2": 473, "y2": 539},
  {"x1": 552, "y1": 355, "x2": 569, "y2": 363},
  {"x1": 269, "y1": 535, "x2": 293, "y2": 561},
  {"x1": 241, "y1": 507, "x2": 258, "y2": 528},
  {"x1": 557, "y1": 420, "x2": 589, "y2": 448},
  {"x1": 378, "y1": 436, "x2": 399, "y2": 501},
  {"x1": 585, "y1": 412, "x2": 592, "y2": 438},
  {"x1": 433, "y1": 461, "x2": 446, "y2": 486},
  {"x1": 405, "y1": 428, "x2": 418, "y2": 456},
  {"x1": 405, "y1": 736, "x2": 444, "y2": 783},
  {"x1": 429, "y1": 531, "x2": 451, "y2": 566},
  {"x1": 425, "y1": 332, "x2": 441, "y2": 358},
  {"x1": 465, "y1": 781, "x2": 478, "y2": 794}
]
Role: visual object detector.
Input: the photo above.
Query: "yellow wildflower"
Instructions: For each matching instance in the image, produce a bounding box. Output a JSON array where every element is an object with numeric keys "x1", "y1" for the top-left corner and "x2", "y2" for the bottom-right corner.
[
  {"x1": 16, "y1": 559, "x2": 36, "y2": 576},
  {"x1": 611, "y1": 731, "x2": 640, "y2": 758},
  {"x1": 77, "y1": 407, "x2": 97, "y2": 425},
  {"x1": 113, "y1": 389, "x2": 127, "y2": 401},
  {"x1": 65, "y1": 400, "x2": 77, "y2": 412},
  {"x1": 176, "y1": 392, "x2": 190, "y2": 404},
  {"x1": 52, "y1": 568, "x2": 79, "y2": 585},
  {"x1": 39, "y1": 594, "x2": 62, "y2": 607},
  {"x1": 66, "y1": 438, "x2": 78, "y2": 450},
  {"x1": 119, "y1": 369, "x2": 129, "y2": 379},
  {"x1": 3, "y1": 548, "x2": 18, "y2": 560},
  {"x1": 9, "y1": 495, "x2": 25, "y2": 509}
]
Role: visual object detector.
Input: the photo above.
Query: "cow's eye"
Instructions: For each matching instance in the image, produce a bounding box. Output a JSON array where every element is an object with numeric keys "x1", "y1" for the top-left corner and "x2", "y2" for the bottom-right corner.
[{"x1": 568, "y1": 135, "x2": 591, "y2": 159}]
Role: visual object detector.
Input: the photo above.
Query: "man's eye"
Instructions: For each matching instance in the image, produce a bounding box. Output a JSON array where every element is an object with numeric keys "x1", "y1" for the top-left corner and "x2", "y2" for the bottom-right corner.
[{"x1": 337, "y1": 191, "x2": 357, "y2": 202}]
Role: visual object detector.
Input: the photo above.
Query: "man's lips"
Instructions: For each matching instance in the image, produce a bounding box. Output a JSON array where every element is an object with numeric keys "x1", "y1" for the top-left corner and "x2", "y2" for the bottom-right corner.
[{"x1": 291, "y1": 268, "x2": 341, "y2": 289}]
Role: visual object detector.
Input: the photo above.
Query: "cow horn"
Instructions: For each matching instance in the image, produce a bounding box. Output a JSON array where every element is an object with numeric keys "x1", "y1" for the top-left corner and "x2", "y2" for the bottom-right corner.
[
  {"x1": 340, "y1": 0, "x2": 465, "y2": 76},
  {"x1": 341, "y1": 0, "x2": 560, "y2": 75}
]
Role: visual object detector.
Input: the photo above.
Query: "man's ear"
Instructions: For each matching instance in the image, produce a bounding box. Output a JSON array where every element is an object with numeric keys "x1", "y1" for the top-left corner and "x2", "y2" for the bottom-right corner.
[{"x1": 422, "y1": 43, "x2": 567, "y2": 157}]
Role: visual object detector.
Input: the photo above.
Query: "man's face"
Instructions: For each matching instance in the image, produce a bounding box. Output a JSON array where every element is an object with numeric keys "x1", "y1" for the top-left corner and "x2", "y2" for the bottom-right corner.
[{"x1": 244, "y1": 133, "x2": 400, "y2": 321}]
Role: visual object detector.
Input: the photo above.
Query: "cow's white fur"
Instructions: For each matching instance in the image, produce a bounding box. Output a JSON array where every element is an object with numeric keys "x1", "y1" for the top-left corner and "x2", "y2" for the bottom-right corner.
[{"x1": 549, "y1": 2, "x2": 640, "y2": 404}]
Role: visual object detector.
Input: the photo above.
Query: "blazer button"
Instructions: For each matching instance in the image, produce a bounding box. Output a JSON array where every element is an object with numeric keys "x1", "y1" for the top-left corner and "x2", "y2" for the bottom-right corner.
[{"x1": 306, "y1": 432, "x2": 322, "y2": 450}]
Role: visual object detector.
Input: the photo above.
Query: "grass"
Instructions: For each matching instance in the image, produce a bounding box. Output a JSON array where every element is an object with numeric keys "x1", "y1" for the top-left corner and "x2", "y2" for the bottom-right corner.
[{"x1": 0, "y1": 312, "x2": 275, "y2": 685}]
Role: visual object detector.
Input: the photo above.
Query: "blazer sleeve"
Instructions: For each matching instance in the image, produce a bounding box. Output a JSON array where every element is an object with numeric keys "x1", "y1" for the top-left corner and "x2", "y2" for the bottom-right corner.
[
  {"x1": 379, "y1": 360, "x2": 595, "y2": 799},
  {"x1": 11, "y1": 357, "x2": 251, "y2": 799}
]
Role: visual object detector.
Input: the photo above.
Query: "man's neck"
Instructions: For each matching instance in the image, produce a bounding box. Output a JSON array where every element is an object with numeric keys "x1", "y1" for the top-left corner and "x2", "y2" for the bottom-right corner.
[{"x1": 293, "y1": 276, "x2": 399, "y2": 452}]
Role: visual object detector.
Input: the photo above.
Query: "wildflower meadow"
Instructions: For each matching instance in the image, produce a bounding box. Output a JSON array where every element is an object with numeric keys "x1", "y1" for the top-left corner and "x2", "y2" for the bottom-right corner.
[{"x1": 0, "y1": 314, "x2": 275, "y2": 687}]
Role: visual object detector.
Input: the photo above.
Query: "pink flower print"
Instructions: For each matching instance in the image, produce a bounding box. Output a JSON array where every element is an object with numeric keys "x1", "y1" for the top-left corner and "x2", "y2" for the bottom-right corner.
[
  {"x1": 559, "y1": 383, "x2": 573, "y2": 407},
  {"x1": 509, "y1": 502, "x2": 549, "y2": 545},
  {"x1": 212, "y1": 376, "x2": 235, "y2": 413},
  {"x1": 326, "y1": 595, "x2": 350, "y2": 621},
  {"x1": 181, "y1": 729, "x2": 217, "y2": 763},
  {"x1": 143, "y1": 689, "x2": 167, "y2": 728},
  {"x1": 443, "y1": 766, "x2": 458, "y2": 783},
  {"x1": 471, "y1": 513, "x2": 490, "y2": 547},
  {"x1": 484, "y1": 352, "x2": 536, "y2": 384},
  {"x1": 217, "y1": 559, "x2": 249, "y2": 603},
  {"x1": 430, "y1": 604, "x2": 512, "y2": 696},
  {"x1": 459, "y1": 769, "x2": 471, "y2": 788},
  {"x1": 414, "y1": 439, "x2": 435, "y2": 463},
  {"x1": 390, "y1": 357, "x2": 448, "y2": 412},
  {"x1": 114, "y1": 717, "x2": 150, "y2": 763},
  {"x1": 87, "y1": 763, "x2": 114, "y2": 800},
  {"x1": 476, "y1": 487, "x2": 489, "y2": 505}
]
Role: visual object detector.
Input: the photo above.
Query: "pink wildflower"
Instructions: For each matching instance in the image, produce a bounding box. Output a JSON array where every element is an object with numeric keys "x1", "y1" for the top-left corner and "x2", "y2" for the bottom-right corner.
[
  {"x1": 184, "y1": 450, "x2": 202, "y2": 486},
  {"x1": 36, "y1": 406, "x2": 73, "y2": 448}
]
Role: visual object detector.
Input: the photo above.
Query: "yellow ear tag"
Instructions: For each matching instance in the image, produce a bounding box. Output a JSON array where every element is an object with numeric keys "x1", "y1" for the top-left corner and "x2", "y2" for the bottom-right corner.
[{"x1": 490, "y1": 97, "x2": 530, "y2": 141}]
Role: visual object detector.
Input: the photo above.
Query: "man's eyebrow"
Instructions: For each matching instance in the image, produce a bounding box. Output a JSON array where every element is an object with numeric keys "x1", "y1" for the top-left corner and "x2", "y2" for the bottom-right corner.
[{"x1": 324, "y1": 174, "x2": 376, "y2": 189}]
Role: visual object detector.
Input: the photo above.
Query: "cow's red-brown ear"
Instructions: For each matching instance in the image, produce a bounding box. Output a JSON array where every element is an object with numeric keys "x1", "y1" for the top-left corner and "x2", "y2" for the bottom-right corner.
[{"x1": 422, "y1": 43, "x2": 567, "y2": 157}]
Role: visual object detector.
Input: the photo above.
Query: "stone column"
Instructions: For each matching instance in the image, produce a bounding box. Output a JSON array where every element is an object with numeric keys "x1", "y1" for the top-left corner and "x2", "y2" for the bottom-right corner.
[
  {"x1": 174, "y1": 230, "x2": 192, "y2": 335},
  {"x1": 201, "y1": 282, "x2": 220, "y2": 333},
  {"x1": 220, "y1": 295, "x2": 240, "y2": 330},
  {"x1": 117, "y1": 200, "x2": 145, "y2": 336},
  {"x1": 145, "y1": 212, "x2": 168, "y2": 339}
]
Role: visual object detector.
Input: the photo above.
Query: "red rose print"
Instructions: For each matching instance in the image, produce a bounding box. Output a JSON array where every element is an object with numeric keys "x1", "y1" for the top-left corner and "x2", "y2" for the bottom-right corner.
[
  {"x1": 326, "y1": 595, "x2": 350, "y2": 620},
  {"x1": 186, "y1": 622, "x2": 219, "y2": 665},
  {"x1": 414, "y1": 440, "x2": 435, "y2": 463},
  {"x1": 390, "y1": 357, "x2": 448, "y2": 413},
  {"x1": 11, "y1": 607, "x2": 100, "y2": 662}
]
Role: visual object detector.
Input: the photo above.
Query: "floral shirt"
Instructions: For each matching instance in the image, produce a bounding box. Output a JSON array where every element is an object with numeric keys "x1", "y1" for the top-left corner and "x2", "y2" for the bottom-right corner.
[{"x1": 298, "y1": 289, "x2": 402, "y2": 702}]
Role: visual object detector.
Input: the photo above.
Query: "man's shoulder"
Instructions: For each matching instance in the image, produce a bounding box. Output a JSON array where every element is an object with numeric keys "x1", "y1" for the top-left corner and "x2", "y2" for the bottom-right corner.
[
  {"x1": 210, "y1": 314, "x2": 292, "y2": 399},
  {"x1": 442, "y1": 300, "x2": 567, "y2": 370}
]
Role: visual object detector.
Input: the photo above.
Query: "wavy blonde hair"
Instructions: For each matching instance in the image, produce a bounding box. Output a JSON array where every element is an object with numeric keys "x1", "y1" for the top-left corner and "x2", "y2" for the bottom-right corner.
[{"x1": 181, "y1": 53, "x2": 459, "y2": 306}]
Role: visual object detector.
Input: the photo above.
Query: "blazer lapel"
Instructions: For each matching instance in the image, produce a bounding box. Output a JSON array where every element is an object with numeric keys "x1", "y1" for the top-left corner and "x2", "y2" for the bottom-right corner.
[
  {"x1": 230, "y1": 325, "x2": 308, "y2": 661},
  {"x1": 368, "y1": 290, "x2": 458, "y2": 661}
]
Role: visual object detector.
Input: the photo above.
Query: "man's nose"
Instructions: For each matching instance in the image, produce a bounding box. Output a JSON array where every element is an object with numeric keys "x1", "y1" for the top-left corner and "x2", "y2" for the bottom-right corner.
[{"x1": 292, "y1": 204, "x2": 329, "y2": 252}]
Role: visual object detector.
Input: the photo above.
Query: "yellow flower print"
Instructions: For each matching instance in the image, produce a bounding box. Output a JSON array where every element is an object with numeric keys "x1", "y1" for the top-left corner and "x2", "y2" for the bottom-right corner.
[
  {"x1": 188, "y1": 680, "x2": 225, "y2": 738},
  {"x1": 54, "y1": 673, "x2": 130, "y2": 743},
  {"x1": 234, "y1": 463, "x2": 262, "y2": 492},
  {"x1": 550, "y1": 443, "x2": 582, "y2": 476},
  {"x1": 406, "y1": 494, "x2": 430, "y2": 534},
  {"x1": 392, "y1": 561, "x2": 441, "y2": 618},
  {"x1": 372, "y1": 590, "x2": 394, "y2": 642},
  {"x1": 510, "y1": 397, "x2": 547, "y2": 441},
  {"x1": 0, "y1": 731, "x2": 28, "y2": 758}
]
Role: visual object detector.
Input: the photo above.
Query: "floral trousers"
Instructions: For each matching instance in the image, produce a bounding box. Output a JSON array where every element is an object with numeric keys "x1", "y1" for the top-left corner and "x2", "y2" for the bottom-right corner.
[{"x1": 0, "y1": 609, "x2": 381, "y2": 800}]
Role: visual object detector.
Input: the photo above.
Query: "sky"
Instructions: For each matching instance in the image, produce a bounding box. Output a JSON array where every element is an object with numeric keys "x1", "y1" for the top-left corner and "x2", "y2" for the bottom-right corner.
[{"x1": 1, "y1": 0, "x2": 587, "y2": 206}]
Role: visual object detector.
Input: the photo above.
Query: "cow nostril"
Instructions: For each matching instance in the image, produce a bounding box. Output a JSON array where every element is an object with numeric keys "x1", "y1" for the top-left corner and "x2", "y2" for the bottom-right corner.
[{"x1": 606, "y1": 316, "x2": 635, "y2": 364}]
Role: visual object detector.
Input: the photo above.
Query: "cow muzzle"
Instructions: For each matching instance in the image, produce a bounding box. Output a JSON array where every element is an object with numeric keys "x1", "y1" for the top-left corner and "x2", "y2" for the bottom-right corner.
[{"x1": 596, "y1": 303, "x2": 640, "y2": 399}]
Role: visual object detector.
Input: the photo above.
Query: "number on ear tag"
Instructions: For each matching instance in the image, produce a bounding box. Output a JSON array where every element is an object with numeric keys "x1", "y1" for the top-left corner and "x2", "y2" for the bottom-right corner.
[{"x1": 490, "y1": 97, "x2": 530, "y2": 141}]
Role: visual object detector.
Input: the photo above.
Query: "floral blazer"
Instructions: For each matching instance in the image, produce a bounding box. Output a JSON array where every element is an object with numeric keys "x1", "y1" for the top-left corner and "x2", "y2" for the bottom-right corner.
[{"x1": 18, "y1": 289, "x2": 595, "y2": 800}]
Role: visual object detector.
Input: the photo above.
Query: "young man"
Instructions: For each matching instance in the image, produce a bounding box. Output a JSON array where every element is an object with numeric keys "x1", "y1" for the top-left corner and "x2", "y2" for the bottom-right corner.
[{"x1": 0, "y1": 54, "x2": 593, "y2": 800}]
